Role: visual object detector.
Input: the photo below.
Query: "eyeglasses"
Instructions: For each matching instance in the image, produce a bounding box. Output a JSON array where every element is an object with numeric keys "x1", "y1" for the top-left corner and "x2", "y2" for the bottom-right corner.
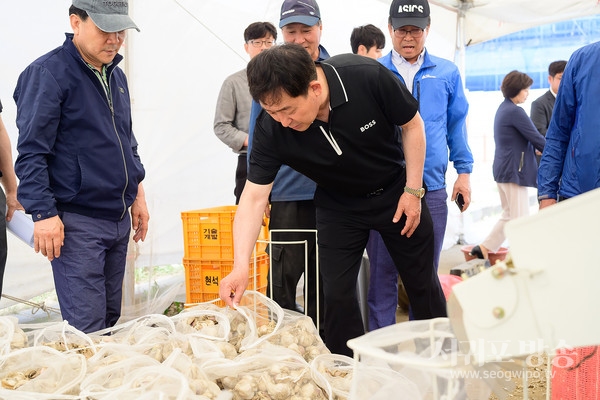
[
  {"x1": 248, "y1": 39, "x2": 275, "y2": 48},
  {"x1": 393, "y1": 28, "x2": 424, "y2": 38}
]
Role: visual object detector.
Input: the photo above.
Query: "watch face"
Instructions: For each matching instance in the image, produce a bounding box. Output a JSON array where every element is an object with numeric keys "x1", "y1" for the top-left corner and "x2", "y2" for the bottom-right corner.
[{"x1": 405, "y1": 186, "x2": 425, "y2": 198}]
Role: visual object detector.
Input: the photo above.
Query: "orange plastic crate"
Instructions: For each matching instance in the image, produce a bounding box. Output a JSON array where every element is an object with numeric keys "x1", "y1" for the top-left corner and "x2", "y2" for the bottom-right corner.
[
  {"x1": 183, "y1": 252, "x2": 269, "y2": 305},
  {"x1": 181, "y1": 206, "x2": 268, "y2": 259}
]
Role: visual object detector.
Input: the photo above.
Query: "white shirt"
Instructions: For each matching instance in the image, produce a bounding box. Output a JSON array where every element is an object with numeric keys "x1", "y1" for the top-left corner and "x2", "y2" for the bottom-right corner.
[{"x1": 391, "y1": 49, "x2": 425, "y2": 94}]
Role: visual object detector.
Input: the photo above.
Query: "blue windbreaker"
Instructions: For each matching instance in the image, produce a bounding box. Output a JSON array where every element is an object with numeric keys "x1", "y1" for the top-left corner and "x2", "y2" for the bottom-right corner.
[
  {"x1": 538, "y1": 41, "x2": 600, "y2": 200},
  {"x1": 13, "y1": 33, "x2": 145, "y2": 222},
  {"x1": 379, "y1": 49, "x2": 473, "y2": 191}
]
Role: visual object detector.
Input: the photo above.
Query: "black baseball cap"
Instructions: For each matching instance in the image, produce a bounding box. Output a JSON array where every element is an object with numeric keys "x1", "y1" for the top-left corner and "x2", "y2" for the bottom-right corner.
[{"x1": 389, "y1": 0, "x2": 430, "y2": 30}]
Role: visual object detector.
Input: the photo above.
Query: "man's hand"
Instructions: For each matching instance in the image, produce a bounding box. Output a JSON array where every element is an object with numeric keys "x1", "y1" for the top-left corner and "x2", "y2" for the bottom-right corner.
[
  {"x1": 393, "y1": 193, "x2": 422, "y2": 237},
  {"x1": 131, "y1": 196, "x2": 150, "y2": 242},
  {"x1": 539, "y1": 198, "x2": 557, "y2": 210},
  {"x1": 452, "y1": 173, "x2": 472, "y2": 212},
  {"x1": 219, "y1": 267, "x2": 250, "y2": 309},
  {"x1": 4, "y1": 193, "x2": 23, "y2": 221},
  {"x1": 34, "y1": 215, "x2": 64, "y2": 261}
]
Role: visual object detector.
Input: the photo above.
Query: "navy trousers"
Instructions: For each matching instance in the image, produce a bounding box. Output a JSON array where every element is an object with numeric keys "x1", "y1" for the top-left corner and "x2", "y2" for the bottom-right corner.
[
  {"x1": 366, "y1": 188, "x2": 449, "y2": 329},
  {"x1": 51, "y1": 211, "x2": 131, "y2": 333}
]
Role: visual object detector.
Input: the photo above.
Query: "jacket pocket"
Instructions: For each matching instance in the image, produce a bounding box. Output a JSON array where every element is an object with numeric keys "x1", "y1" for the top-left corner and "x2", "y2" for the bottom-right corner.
[{"x1": 269, "y1": 244, "x2": 284, "y2": 287}]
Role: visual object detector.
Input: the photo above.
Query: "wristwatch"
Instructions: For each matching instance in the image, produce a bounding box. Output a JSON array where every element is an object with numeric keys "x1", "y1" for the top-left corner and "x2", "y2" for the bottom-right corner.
[{"x1": 404, "y1": 186, "x2": 425, "y2": 198}]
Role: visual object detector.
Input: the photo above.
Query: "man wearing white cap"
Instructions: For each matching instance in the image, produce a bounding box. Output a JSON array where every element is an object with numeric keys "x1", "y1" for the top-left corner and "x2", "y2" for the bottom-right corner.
[{"x1": 13, "y1": 0, "x2": 148, "y2": 333}]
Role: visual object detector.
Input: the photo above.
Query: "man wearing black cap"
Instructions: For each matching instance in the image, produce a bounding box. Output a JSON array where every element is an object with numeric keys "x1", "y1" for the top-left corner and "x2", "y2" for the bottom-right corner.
[
  {"x1": 13, "y1": 0, "x2": 148, "y2": 333},
  {"x1": 246, "y1": 0, "x2": 330, "y2": 331},
  {"x1": 366, "y1": 0, "x2": 474, "y2": 329}
]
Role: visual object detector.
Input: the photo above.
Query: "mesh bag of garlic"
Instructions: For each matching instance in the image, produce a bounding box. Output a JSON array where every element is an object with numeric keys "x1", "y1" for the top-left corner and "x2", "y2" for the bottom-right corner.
[
  {"x1": 171, "y1": 308, "x2": 231, "y2": 341},
  {"x1": 203, "y1": 344, "x2": 331, "y2": 400},
  {"x1": 33, "y1": 320, "x2": 97, "y2": 359},
  {"x1": 0, "y1": 316, "x2": 27, "y2": 356},
  {"x1": 310, "y1": 353, "x2": 355, "y2": 399},
  {"x1": 260, "y1": 308, "x2": 330, "y2": 363},
  {"x1": 0, "y1": 346, "x2": 86, "y2": 395}
]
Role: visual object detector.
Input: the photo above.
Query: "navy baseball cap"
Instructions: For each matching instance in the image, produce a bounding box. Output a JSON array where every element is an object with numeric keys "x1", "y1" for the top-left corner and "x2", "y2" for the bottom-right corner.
[
  {"x1": 279, "y1": 0, "x2": 321, "y2": 28},
  {"x1": 389, "y1": 0, "x2": 430, "y2": 30}
]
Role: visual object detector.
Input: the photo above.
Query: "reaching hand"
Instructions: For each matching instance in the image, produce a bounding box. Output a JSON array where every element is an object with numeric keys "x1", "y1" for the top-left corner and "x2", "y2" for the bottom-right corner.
[{"x1": 219, "y1": 267, "x2": 250, "y2": 309}]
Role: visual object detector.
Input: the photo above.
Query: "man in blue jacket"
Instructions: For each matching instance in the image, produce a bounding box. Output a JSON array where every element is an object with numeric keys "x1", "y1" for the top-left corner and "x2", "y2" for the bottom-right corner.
[
  {"x1": 538, "y1": 42, "x2": 600, "y2": 207},
  {"x1": 367, "y1": 0, "x2": 474, "y2": 329},
  {"x1": 13, "y1": 0, "x2": 149, "y2": 333}
]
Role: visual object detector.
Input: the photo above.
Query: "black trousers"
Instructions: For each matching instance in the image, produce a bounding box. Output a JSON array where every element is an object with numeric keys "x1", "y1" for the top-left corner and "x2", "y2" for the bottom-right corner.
[
  {"x1": 234, "y1": 154, "x2": 247, "y2": 205},
  {"x1": 266, "y1": 200, "x2": 324, "y2": 332},
  {"x1": 314, "y1": 176, "x2": 446, "y2": 356}
]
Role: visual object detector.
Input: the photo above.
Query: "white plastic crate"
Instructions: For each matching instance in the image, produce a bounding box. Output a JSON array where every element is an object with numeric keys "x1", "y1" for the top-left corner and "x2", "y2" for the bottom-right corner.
[{"x1": 347, "y1": 318, "x2": 492, "y2": 400}]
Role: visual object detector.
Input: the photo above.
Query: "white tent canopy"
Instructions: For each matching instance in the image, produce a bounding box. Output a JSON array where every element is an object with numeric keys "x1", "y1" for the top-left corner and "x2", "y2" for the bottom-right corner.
[
  {"x1": 430, "y1": 0, "x2": 600, "y2": 46},
  {"x1": 0, "y1": 0, "x2": 598, "y2": 308}
]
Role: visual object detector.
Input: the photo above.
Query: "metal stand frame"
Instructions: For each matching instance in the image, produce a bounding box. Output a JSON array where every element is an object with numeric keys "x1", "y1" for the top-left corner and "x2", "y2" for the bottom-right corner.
[{"x1": 256, "y1": 228, "x2": 320, "y2": 332}]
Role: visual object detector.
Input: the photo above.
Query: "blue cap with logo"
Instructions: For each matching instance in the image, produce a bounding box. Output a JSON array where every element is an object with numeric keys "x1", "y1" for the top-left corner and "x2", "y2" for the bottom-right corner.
[
  {"x1": 389, "y1": 0, "x2": 430, "y2": 30},
  {"x1": 279, "y1": 0, "x2": 321, "y2": 28}
]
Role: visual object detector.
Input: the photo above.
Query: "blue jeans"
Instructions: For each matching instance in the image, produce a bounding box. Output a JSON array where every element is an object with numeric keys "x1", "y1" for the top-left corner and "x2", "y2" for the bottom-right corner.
[
  {"x1": 51, "y1": 211, "x2": 131, "y2": 333},
  {"x1": 366, "y1": 188, "x2": 448, "y2": 330}
]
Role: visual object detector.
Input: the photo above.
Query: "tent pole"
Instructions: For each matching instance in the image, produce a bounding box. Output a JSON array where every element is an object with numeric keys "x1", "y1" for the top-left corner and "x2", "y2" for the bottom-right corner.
[{"x1": 455, "y1": 5, "x2": 467, "y2": 87}]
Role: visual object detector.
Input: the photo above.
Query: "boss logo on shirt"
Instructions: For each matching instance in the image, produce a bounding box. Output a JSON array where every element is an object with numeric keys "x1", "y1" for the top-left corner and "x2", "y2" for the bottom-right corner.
[{"x1": 360, "y1": 120, "x2": 377, "y2": 132}]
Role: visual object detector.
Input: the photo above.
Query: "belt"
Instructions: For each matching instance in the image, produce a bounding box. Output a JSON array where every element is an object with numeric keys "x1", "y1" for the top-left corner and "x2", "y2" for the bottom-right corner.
[
  {"x1": 366, "y1": 188, "x2": 384, "y2": 198},
  {"x1": 364, "y1": 172, "x2": 404, "y2": 198}
]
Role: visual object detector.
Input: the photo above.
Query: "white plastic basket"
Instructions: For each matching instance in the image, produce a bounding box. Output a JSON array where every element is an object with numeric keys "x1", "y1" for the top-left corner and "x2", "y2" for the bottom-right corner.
[{"x1": 347, "y1": 317, "x2": 491, "y2": 400}]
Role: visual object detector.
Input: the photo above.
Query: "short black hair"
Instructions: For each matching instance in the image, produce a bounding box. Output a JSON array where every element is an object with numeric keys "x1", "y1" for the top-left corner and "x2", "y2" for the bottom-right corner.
[
  {"x1": 247, "y1": 43, "x2": 316, "y2": 105},
  {"x1": 500, "y1": 70, "x2": 533, "y2": 99},
  {"x1": 350, "y1": 24, "x2": 385, "y2": 54},
  {"x1": 244, "y1": 22, "x2": 277, "y2": 42},
  {"x1": 69, "y1": 5, "x2": 88, "y2": 20},
  {"x1": 548, "y1": 60, "x2": 567, "y2": 77}
]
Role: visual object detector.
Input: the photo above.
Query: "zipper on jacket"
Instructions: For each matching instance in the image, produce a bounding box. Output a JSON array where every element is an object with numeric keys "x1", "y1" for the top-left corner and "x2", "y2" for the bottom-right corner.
[
  {"x1": 107, "y1": 68, "x2": 130, "y2": 220},
  {"x1": 519, "y1": 152, "x2": 524, "y2": 172},
  {"x1": 415, "y1": 80, "x2": 421, "y2": 112}
]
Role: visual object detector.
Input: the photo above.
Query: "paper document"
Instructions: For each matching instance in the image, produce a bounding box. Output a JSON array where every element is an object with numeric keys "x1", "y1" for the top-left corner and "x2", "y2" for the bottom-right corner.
[{"x1": 7, "y1": 210, "x2": 35, "y2": 247}]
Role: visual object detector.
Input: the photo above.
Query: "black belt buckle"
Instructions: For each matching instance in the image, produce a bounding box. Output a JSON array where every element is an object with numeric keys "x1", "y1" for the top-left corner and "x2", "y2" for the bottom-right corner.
[{"x1": 366, "y1": 188, "x2": 384, "y2": 198}]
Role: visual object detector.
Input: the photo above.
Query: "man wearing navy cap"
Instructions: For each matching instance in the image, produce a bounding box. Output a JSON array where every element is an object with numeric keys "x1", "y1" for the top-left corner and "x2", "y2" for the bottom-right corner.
[
  {"x1": 13, "y1": 0, "x2": 148, "y2": 333},
  {"x1": 246, "y1": 0, "x2": 330, "y2": 332},
  {"x1": 366, "y1": 0, "x2": 473, "y2": 329}
]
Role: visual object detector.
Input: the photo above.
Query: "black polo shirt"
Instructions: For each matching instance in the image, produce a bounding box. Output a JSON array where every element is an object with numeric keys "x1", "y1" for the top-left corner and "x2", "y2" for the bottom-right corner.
[{"x1": 248, "y1": 53, "x2": 418, "y2": 197}]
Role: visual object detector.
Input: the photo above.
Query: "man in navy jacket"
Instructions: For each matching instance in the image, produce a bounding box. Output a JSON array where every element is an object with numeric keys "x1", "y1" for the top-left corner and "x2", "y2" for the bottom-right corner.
[{"x1": 13, "y1": 0, "x2": 148, "y2": 333}]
